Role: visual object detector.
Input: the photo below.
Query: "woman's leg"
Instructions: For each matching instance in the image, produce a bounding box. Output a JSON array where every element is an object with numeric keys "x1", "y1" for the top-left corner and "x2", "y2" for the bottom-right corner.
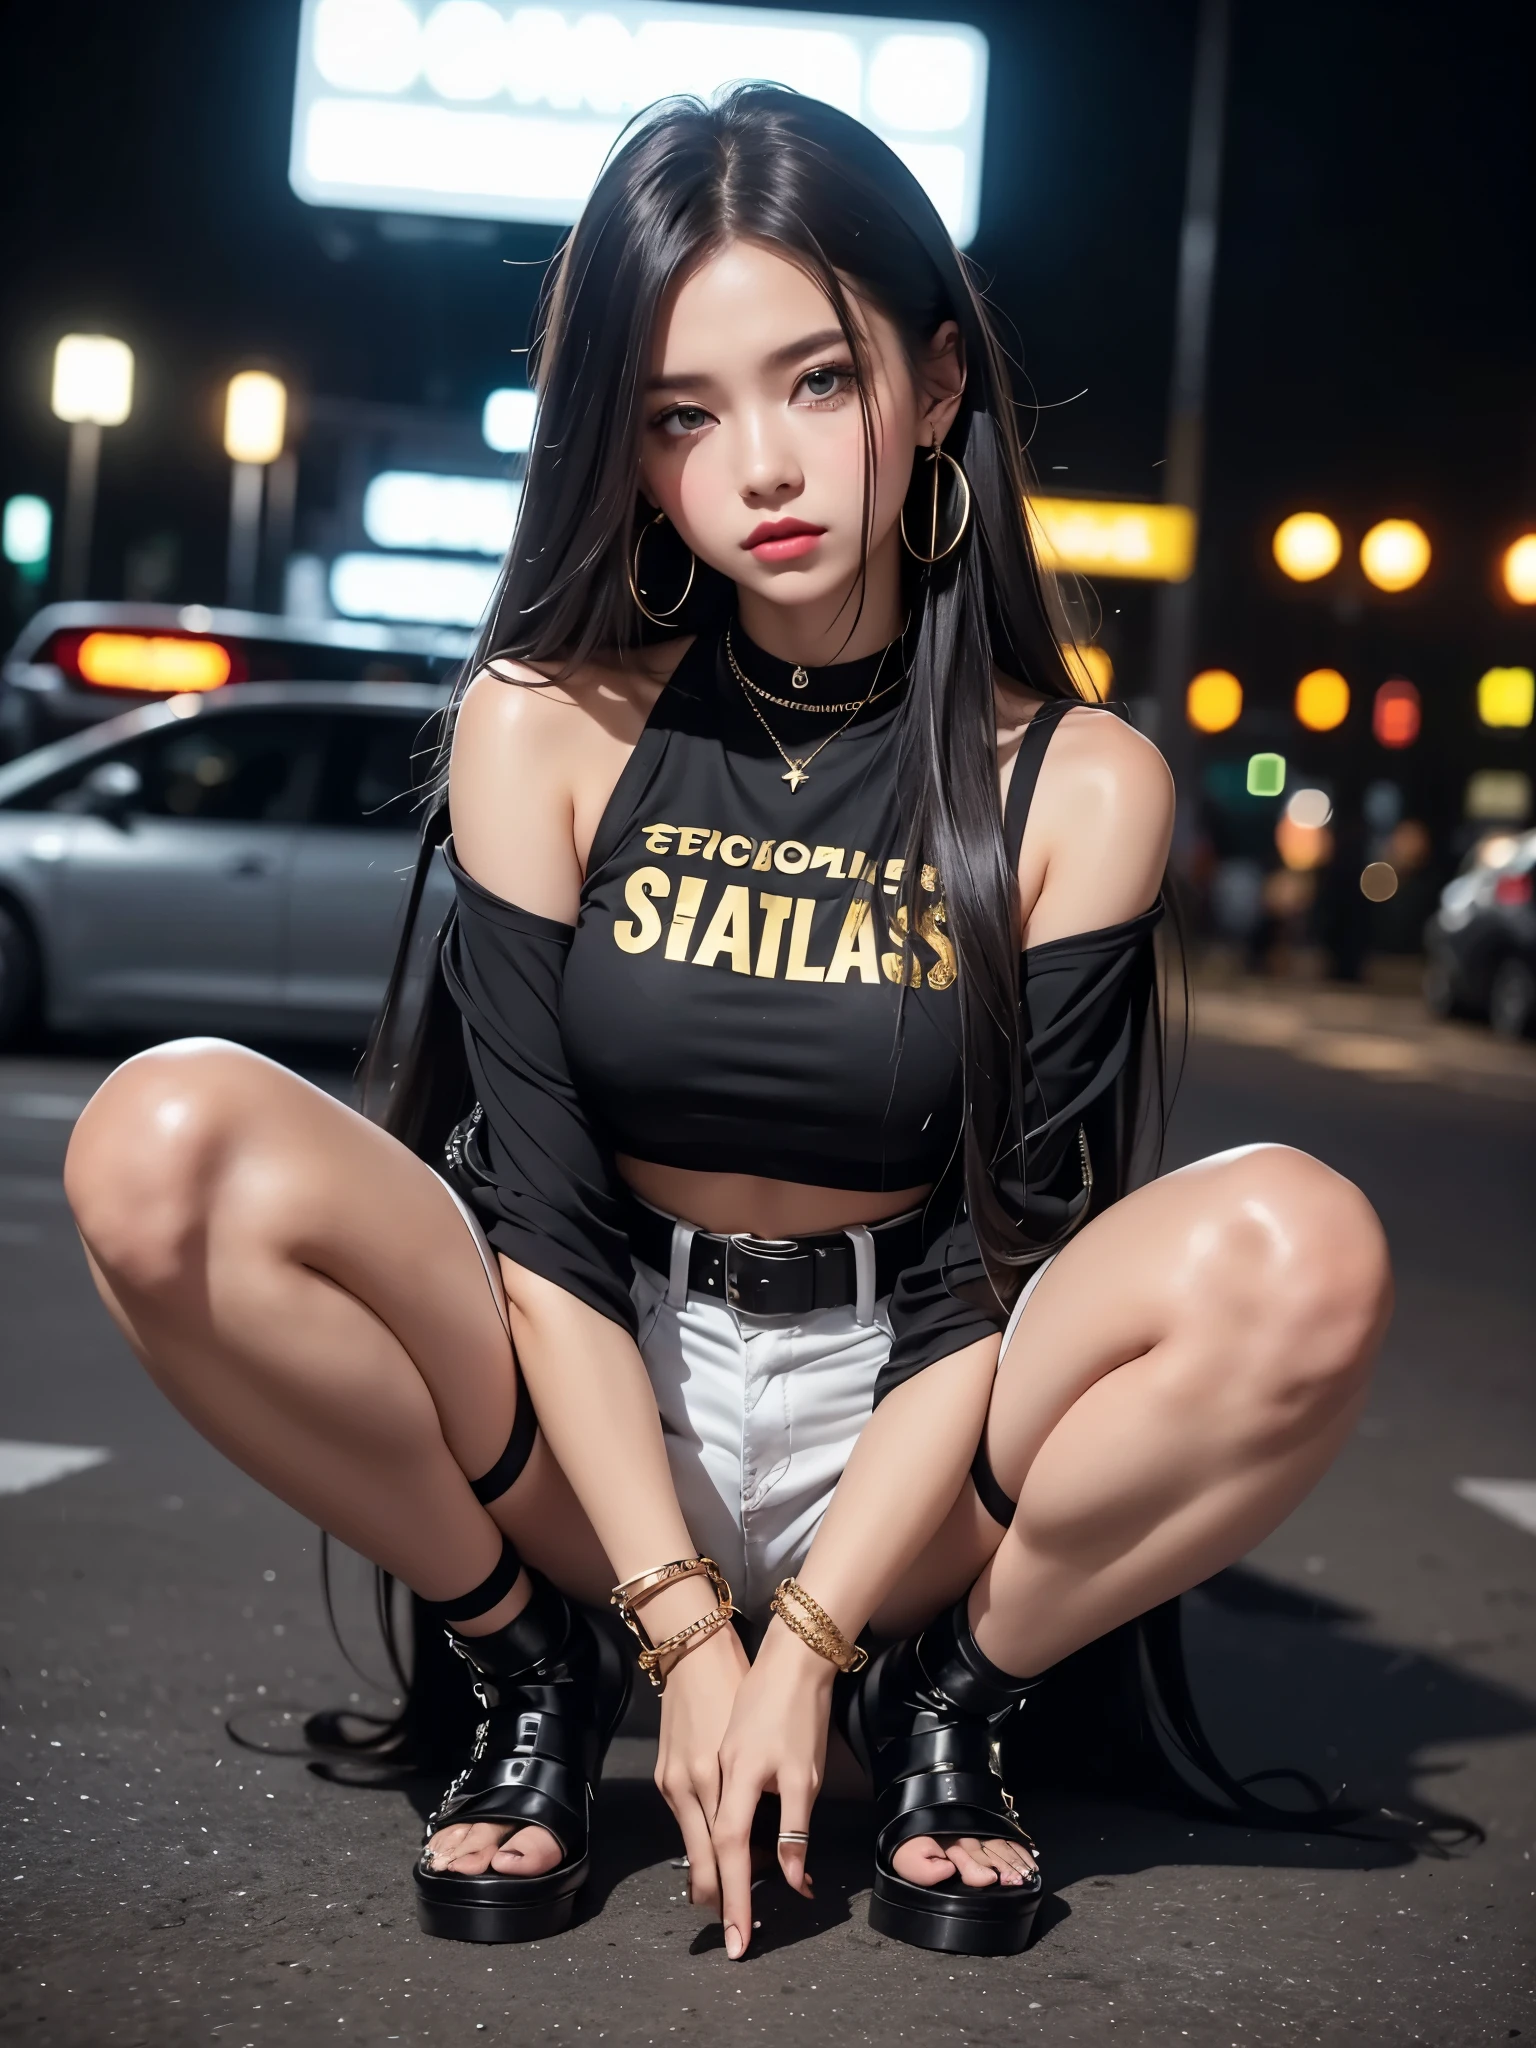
[
  {"x1": 64, "y1": 1037, "x2": 611, "y2": 1878},
  {"x1": 870, "y1": 1141, "x2": 1392, "y2": 1888}
]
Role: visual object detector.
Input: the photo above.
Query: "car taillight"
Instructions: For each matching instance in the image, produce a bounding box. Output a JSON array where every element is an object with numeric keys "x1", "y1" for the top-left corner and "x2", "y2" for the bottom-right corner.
[
  {"x1": 1493, "y1": 872, "x2": 1533, "y2": 907},
  {"x1": 42, "y1": 629, "x2": 246, "y2": 693}
]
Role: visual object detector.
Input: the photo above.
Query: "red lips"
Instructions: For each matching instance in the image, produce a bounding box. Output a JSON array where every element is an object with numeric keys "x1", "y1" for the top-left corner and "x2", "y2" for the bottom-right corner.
[{"x1": 743, "y1": 518, "x2": 826, "y2": 562}]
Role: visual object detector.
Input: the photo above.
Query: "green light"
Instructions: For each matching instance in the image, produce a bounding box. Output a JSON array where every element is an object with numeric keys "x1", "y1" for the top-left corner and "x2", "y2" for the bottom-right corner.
[
  {"x1": 1247, "y1": 752, "x2": 1286, "y2": 798},
  {"x1": 2, "y1": 494, "x2": 50, "y2": 575}
]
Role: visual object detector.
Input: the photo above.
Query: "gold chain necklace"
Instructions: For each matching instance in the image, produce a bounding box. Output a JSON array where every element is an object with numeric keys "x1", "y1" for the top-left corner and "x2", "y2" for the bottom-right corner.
[
  {"x1": 727, "y1": 628, "x2": 894, "y2": 792},
  {"x1": 725, "y1": 627, "x2": 909, "y2": 714}
]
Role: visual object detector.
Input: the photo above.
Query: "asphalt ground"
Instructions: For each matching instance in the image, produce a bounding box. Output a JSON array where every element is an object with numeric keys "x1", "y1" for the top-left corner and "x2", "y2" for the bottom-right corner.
[{"x1": 1, "y1": 1005, "x2": 1533, "y2": 2048}]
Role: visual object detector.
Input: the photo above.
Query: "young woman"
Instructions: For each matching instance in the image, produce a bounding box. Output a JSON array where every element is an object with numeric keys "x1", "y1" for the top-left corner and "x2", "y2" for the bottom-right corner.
[{"x1": 63, "y1": 88, "x2": 1390, "y2": 1962}]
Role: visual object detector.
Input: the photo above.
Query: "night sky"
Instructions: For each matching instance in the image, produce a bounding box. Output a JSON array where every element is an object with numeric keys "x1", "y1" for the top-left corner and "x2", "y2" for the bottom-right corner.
[{"x1": 1, "y1": 0, "x2": 1530, "y2": 834}]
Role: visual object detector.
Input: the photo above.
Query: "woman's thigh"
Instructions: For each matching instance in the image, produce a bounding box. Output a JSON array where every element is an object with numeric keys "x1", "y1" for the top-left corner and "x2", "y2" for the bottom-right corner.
[{"x1": 869, "y1": 1142, "x2": 1389, "y2": 1637}]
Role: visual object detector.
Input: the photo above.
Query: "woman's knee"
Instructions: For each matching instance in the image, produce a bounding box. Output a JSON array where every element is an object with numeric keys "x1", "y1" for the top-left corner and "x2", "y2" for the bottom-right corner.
[
  {"x1": 1168, "y1": 1145, "x2": 1390, "y2": 1440},
  {"x1": 65, "y1": 1038, "x2": 253, "y2": 1292}
]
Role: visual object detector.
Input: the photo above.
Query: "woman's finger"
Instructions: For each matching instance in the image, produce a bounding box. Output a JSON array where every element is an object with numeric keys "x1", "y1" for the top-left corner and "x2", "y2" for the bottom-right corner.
[
  {"x1": 774, "y1": 1774, "x2": 815, "y2": 1900},
  {"x1": 712, "y1": 1767, "x2": 762, "y2": 1959},
  {"x1": 658, "y1": 1768, "x2": 721, "y2": 1911}
]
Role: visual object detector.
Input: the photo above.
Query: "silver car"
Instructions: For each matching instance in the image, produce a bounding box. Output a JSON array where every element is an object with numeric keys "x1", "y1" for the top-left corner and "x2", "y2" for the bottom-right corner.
[{"x1": 0, "y1": 682, "x2": 452, "y2": 1047}]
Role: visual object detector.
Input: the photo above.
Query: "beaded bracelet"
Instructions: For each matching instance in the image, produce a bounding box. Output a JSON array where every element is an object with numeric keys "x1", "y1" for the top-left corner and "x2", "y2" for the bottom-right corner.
[{"x1": 769, "y1": 1577, "x2": 868, "y2": 1674}]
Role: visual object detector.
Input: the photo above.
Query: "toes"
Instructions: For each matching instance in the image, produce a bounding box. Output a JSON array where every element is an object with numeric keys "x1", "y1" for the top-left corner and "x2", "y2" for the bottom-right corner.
[
  {"x1": 427, "y1": 1822, "x2": 507, "y2": 1876},
  {"x1": 948, "y1": 1838, "x2": 1001, "y2": 1889},
  {"x1": 489, "y1": 1826, "x2": 563, "y2": 1878},
  {"x1": 982, "y1": 1839, "x2": 1033, "y2": 1887},
  {"x1": 889, "y1": 1835, "x2": 958, "y2": 1888}
]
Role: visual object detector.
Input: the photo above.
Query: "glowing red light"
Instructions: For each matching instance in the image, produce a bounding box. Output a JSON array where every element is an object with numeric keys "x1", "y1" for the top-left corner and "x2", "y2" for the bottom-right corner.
[
  {"x1": 1373, "y1": 678, "x2": 1421, "y2": 748},
  {"x1": 1494, "y1": 872, "x2": 1532, "y2": 907}
]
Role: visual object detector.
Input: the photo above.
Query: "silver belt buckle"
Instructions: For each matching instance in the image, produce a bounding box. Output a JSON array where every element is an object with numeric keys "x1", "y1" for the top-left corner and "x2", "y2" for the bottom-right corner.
[{"x1": 725, "y1": 1234, "x2": 801, "y2": 1310}]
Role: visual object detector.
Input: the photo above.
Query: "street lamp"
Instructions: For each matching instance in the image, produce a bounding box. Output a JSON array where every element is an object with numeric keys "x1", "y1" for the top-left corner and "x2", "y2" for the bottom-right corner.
[
  {"x1": 50, "y1": 333, "x2": 134, "y2": 599},
  {"x1": 1272, "y1": 512, "x2": 1341, "y2": 582},
  {"x1": 1359, "y1": 518, "x2": 1430, "y2": 593},
  {"x1": 223, "y1": 371, "x2": 288, "y2": 610}
]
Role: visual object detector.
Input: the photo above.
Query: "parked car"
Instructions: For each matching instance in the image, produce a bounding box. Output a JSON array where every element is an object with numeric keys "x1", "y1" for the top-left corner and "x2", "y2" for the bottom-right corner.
[
  {"x1": 1423, "y1": 827, "x2": 1536, "y2": 1038},
  {"x1": 0, "y1": 600, "x2": 471, "y2": 759},
  {"x1": 0, "y1": 683, "x2": 453, "y2": 1048}
]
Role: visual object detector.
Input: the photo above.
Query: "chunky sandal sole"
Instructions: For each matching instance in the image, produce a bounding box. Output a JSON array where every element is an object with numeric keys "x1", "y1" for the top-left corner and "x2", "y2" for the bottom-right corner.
[
  {"x1": 415, "y1": 1867, "x2": 585, "y2": 1943},
  {"x1": 870, "y1": 1874, "x2": 1042, "y2": 1956}
]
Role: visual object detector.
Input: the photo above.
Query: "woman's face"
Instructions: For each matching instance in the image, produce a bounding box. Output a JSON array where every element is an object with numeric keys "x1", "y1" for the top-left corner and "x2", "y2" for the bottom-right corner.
[{"x1": 637, "y1": 239, "x2": 961, "y2": 623}]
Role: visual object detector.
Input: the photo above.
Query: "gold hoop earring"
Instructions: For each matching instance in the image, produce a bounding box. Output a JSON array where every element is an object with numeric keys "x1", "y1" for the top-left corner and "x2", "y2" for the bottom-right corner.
[
  {"x1": 627, "y1": 510, "x2": 697, "y2": 625},
  {"x1": 900, "y1": 441, "x2": 972, "y2": 564}
]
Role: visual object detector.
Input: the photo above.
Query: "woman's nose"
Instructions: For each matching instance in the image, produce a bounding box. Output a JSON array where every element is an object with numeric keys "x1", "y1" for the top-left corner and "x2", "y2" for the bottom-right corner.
[{"x1": 736, "y1": 411, "x2": 803, "y2": 505}]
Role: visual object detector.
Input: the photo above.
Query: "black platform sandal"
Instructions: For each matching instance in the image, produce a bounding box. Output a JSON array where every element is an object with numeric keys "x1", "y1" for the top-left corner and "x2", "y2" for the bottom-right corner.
[
  {"x1": 840, "y1": 1596, "x2": 1045, "y2": 1957},
  {"x1": 412, "y1": 1549, "x2": 631, "y2": 1944}
]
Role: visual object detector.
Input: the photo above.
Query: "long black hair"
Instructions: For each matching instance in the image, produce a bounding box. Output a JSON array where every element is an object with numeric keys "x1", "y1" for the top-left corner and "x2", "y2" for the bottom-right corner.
[{"x1": 358, "y1": 82, "x2": 1162, "y2": 1305}]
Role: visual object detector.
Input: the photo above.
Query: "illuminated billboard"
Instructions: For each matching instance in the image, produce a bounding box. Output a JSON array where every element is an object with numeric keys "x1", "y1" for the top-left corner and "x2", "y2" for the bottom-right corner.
[{"x1": 289, "y1": 0, "x2": 989, "y2": 245}]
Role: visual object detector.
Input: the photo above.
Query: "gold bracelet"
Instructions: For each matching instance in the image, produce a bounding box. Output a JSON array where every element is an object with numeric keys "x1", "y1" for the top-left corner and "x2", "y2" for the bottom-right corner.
[
  {"x1": 769, "y1": 1578, "x2": 868, "y2": 1674},
  {"x1": 610, "y1": 1556, "x2": 729, "y2": 1618},
  {"x1": 635, "y1": 1603, "x2": 735, "y2": 1692}
]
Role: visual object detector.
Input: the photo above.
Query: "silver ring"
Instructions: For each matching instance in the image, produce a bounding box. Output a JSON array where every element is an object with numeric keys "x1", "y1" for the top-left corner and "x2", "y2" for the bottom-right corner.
[{"x1": 777, "y1": 1831, "x2": 810, "y2": 1844}]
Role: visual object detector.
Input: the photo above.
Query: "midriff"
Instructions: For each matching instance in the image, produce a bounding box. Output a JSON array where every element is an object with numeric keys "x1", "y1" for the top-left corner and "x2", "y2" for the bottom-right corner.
[{"x1": 616, "y1": 1156, "x2": 933, "y2": 1237}]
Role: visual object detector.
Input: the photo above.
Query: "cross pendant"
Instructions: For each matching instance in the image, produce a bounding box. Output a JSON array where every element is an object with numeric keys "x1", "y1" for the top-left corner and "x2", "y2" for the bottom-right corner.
[{"x1": 782, "y1": 762, "x2": 809, "y2": 790}]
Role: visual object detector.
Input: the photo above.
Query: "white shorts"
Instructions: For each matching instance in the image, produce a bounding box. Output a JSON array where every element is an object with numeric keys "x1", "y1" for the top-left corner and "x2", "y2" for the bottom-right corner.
[{"x1": 441, "y1": 1180, "x2": 1054, "y2": 1620}]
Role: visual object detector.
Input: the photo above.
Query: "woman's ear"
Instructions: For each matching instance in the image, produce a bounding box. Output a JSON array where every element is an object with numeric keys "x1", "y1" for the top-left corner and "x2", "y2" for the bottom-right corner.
[{"x1": 921, "y1": 320, "x2": 966, "y2": 446}]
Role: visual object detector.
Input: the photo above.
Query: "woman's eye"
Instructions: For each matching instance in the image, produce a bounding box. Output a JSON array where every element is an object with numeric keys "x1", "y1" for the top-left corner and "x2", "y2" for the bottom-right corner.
[
  {"x1": 798, "y1": 366, "x2": 853, "y2": 403},
  {"x1": 659, "y1": 405, "x2": 712, "y2": 438}
]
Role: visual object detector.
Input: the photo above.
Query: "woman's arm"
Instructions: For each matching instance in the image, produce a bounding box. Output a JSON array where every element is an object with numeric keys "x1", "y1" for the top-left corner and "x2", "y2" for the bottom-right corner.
[{"x1": 450, "y1": 666, "x2": 749, "y2": 1907}]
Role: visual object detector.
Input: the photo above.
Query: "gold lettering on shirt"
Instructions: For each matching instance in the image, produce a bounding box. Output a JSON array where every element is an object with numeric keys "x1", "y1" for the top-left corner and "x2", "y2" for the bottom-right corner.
[
  {"x1": 664, "y1": 874, "x2": 708, "y2": 960},
  {"x1": 641, "y1": 823, "x2": 677, "y2": 855},
  {"x1": 825, "y1": 898, "x2": 880, "y2": 984},
  {"x1": 676, "y1": 826, "x2": 710, "y2": 857},
  {"x1": 774, "y1": 840, "x2": 811, "y2": 874},
  {"x1": 883, "y1": 858, "x2": 906, "y2": 895},
  {"x1": 690, "y1": 884, "x2": 753, "y2": 974},
  {"x1": 917, "y1": 900, "x2": 957, "y2": 990},
  {"x1": 784, "y1": 896, "x2": 826, "y2": 982},
  {"x1": 752, "y1": 840, "x2": 776, "y2": 871},
  {"x1": 613, "y1": 866, "x2": 670, "y2": 952},
  {"x1": 882, "y1": 902, "x2": 922, "y2": 987},
  {"x1": 701, "y1": 829, "x2": 721, "y2": 860},
  {"x1": 755, "y1": 893, "x2": 792, "y2": 977},
  {"x1": 718, "y1": 833, "x2": 754, "y2": 867},
  {"x1": 810, "y1": 845, "x2": 846, "y2": 879},
  {"x1": 848, "y1": 850, "x2": 867, "y2": 881},
  {"x1": 921, "y1": 863, "x2": 940, "y2": 892}
]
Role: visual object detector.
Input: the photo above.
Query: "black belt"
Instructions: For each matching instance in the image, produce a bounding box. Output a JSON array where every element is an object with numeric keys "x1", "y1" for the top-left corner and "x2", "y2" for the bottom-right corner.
[{"x1": 621, "y1": 1189, "x2": 926, "y2": 1318}]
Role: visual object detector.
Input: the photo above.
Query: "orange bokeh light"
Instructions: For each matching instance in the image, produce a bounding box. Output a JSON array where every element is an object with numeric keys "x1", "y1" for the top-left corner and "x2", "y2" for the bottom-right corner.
[
  {"x1": 1295, "y1": 668, "x2": 1350, "y2": 732},
  {"x1": 1373, "y1": 678, "x2": 1421, "y2": 748},
  {"x1": 76, "y1": 633, "x2": 233, "y2": 693},
  {"x1": 1187, "y1": 669, "x2": 1242, "y2": 733}
]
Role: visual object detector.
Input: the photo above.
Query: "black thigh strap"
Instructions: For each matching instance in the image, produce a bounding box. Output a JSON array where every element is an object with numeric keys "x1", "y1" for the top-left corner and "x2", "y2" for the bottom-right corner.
[
  {"x1": 970, "y1": 1433, "x2": 1017, "y2": 1529},
  {"x1": 419, "y1": 1533, "x2": 523, "y2": 1622},
  {"x1": 469, "y1": 1364, "x2": 538, "y2": 1505}
]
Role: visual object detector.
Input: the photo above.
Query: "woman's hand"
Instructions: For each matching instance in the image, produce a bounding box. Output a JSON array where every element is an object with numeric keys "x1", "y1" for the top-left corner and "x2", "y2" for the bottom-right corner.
[
  {"x1": 654, "y1": 1619, "x2": 751, "y2": 1914},
  {"x1": 711, "y1": 1620, "x2": 835, "y2": 1959}
]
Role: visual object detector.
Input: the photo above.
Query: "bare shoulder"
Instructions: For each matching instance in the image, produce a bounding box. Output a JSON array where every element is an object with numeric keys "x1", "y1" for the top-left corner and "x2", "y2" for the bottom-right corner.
[
  {"x1": 450, "y1": 638, "x2": 692, "y2": 919},
  {"x1": 1007, "y1": 694, "x2": 1174, "y2": 946}
]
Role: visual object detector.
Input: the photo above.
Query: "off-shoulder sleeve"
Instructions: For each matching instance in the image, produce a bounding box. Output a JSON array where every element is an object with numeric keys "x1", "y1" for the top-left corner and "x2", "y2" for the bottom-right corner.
[
  {"x1": 438, "y1": 840, "x2": 638, "y2": 1334},
  {"x1": 877, "y1": 899, "x2": 1163, "y2": 1400}
]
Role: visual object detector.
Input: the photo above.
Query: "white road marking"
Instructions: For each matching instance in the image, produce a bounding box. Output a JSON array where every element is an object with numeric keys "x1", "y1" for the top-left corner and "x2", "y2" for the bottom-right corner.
[
  {"x1": 1455, "y1": 1478, "x2": 1536, "y2": 1538},
  {"x1": 0, "y1": 1093, "x2": 90, "y2": 1120},
  {"x1": 0, "y1": 1442, "x2": 109, "y2": 1496}
]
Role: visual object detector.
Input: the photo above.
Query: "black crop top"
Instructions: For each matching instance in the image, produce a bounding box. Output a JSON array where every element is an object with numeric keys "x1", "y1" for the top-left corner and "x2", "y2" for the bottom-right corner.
[{"x1": 441, "y1": 628, "x2": 1162, "y2": 1397}]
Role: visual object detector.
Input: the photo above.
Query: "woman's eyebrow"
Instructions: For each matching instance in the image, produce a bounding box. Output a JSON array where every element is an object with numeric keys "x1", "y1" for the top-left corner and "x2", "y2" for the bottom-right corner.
[{"x1": 646, "y1": 327, "x2": 850, "y2": 394}]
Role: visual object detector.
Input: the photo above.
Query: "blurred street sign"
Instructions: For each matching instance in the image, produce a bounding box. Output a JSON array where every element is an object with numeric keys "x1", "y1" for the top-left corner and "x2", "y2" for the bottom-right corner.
[{"x1": 289, "y1": 0, "x2": 990, "y2": 245}]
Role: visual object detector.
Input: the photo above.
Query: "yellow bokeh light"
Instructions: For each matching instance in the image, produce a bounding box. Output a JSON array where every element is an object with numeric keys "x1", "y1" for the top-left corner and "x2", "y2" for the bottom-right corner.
[
  {"x1": 1272, "y1": 512, "x2": 1341, "y2": 582},
  {"x1": 1295, "y1": 668, "x2": 1350, "y2": 732},
  {"x1": 1028, "y1": 497, "x2": 1196, "y2": 582},
  {"x1": 1360, "y1": 519, "x2": 1430, "y2": 593},
  {"x1": 1502, "y1": 535, "x2": 1536, "y2": 605},
  {"x1": 76, "y1": 633, "x2": 232, "y2": 693},
  {"x1": 1060, "y1": 643, "x2": 1113, "y2": 701},
  {"x1": 1186, "y1": 669, "x2": 1242, "y2": 733},
  {"x1": 1478, "y1": 667, "x2": 1535, "y2": 729},
  {"x1": 1276, "y1": 816, "x2": 1334, "y2": 872}
]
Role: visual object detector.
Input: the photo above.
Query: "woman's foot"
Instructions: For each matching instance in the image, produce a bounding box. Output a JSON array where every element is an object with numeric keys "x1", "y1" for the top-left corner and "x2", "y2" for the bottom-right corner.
[
  {"x1": 891, "y1": 1833, "x2": 1036, "y2": 1888},
  {"x1": 423, "y1": 1818, "x2": 564, "y2": 1878}
]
